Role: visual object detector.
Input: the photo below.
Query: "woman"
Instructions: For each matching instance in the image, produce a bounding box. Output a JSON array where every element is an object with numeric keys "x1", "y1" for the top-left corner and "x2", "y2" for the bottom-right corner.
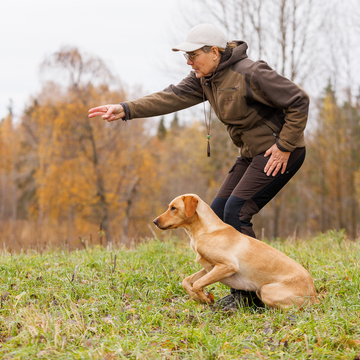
[{"x1": 89, "y1": 24, "x2": 309, "y2": 310}]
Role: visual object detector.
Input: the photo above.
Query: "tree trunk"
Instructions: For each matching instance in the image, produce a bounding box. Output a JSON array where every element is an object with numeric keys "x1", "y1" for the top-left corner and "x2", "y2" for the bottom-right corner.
[
  {"x1": 84, "y1": 119, "x2": 113, "y2": 247},
  {"x1": 122, "y1": 176, "x2": 139, "y2": 246}
]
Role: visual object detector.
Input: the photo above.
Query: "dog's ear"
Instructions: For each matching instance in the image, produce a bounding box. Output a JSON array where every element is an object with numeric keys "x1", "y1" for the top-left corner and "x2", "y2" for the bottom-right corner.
[{"x1": 182, "y1": 195, "x2": 198, "y2": 217}]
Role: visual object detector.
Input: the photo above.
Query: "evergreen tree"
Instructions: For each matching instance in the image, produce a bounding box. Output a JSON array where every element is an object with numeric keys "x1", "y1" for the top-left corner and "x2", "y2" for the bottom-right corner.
[
  {"x1": 157, "y1": 116, "x2": 167, "y2": 140},
  {"x1": 170, "y1": 113, "x2": 180, "y2": 132}
]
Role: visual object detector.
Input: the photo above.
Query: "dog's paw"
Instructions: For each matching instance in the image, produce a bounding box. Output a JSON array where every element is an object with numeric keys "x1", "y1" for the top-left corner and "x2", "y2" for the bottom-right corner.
[{"x1": 205, "y1": 292, "x2": 215, "y2": 305}]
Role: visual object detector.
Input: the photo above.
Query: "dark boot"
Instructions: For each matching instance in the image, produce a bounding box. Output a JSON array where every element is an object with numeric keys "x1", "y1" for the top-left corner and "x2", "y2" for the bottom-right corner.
[
  {"x1": 236, "y1": 289, "x2": 265, "y2": 308},
  {"x1": 213, "y1": 293, "x2": 238, "y2": 309},
  {"x1": 214, "y1": 288, "x2": 265, "y2": 311}
]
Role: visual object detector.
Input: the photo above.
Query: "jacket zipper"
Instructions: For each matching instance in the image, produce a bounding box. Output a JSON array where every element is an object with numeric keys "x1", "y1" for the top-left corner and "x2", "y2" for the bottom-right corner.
[
  {"x1": 219, "y1": 87, "x2": 237, "y2": 91},
  {"x1": 210, "y1": 82, "x2": 219, "y2": 119}
]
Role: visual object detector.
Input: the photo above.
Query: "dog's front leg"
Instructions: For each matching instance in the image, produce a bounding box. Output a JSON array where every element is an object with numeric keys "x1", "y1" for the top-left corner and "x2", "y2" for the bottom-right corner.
[
  {"x1": 182, "y1": 269, "x2": 207, "y2": 300},
  {"x1": 192, "y1": 264, "x2": 237, "y2": 304}
]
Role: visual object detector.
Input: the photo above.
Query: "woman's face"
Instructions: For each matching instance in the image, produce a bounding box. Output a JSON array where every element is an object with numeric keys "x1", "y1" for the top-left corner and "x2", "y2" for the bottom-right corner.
[{"x1": 186, "y1": 48, "x2": 219, "y2": 78}]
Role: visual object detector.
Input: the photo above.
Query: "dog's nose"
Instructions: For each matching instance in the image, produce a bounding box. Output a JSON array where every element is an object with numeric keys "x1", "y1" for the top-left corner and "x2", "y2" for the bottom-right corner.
[{"x1": 153, "y1": 218, "x2": 158, "y2": 226}]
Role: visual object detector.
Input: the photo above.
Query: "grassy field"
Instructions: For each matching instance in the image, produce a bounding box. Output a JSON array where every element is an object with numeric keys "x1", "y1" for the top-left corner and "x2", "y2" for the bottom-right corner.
[{"x1": 0, "y1": 230, "x2": 359, "y2": 359}]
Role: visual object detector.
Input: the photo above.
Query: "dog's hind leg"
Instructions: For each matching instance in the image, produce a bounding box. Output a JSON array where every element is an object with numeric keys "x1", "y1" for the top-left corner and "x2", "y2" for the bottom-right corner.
[
  {"x1": 260, "y1": 282, "x2": 319, "y2": 310},
  {"x1": 259, "y1": 283, "x2": 298, "y2": 310},
  {"x1": 182, "y1": 269, "x2": 207, "y2": 300}
]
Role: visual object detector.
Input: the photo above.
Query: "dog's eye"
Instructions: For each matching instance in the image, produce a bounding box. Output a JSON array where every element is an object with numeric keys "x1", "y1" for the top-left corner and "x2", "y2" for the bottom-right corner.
[{"x1": 170, "y1": 206, "x2": 176, "y2": 211}]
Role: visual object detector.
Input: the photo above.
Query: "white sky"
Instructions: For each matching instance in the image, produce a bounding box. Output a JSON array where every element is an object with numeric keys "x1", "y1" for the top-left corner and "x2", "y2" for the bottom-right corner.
[
  {"x1": 2, "y1": 0, "x2": 358, "y2": 125},
  {"x1": 0, "y1": 0, "x2": 193, "y2": 122}
]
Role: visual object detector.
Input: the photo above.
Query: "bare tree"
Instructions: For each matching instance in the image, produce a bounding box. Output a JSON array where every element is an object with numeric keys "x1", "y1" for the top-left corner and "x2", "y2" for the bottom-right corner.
[
  {"x1": 40, "y1": 46, "x2": 115, "y2": 89},
  {"x1": 184, "y1": 0, "x2": 320, "y2": 86},
  {"x1": 39, "y1": 48, "x2": 117, "y2": 245}
]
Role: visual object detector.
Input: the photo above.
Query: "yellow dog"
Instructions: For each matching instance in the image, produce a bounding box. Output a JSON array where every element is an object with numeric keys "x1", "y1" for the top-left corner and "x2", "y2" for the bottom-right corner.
[{"x1": 153, "y1": 194, "x2": 319, "y2": 310}]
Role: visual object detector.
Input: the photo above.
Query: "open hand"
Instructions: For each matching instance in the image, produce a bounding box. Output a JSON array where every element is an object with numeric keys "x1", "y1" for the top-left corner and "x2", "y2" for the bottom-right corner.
[
  {"x1": 88, "y1": 104, "x2": 125, "y2": 122},
  {"x1": 264, "y1": 144, "x2": 290, "y2": 176}
]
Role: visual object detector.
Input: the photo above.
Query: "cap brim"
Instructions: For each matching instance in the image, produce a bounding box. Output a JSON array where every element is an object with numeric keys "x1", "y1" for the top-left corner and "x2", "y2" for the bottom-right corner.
[{"x1": 172, "y1": 42, "x2": 205, "y2": 52}]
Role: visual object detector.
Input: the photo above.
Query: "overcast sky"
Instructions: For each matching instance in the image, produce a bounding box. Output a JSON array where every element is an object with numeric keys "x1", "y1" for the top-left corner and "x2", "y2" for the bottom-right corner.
[
  {"x1": 0, "y1": 0, "x2": 194, "y2": 122},
  {"x1": 2, "y1": 0, "x2": 359, "y2": 125}
]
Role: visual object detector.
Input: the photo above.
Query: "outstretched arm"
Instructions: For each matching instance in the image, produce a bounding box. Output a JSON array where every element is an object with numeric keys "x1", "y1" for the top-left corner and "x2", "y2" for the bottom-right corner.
[{"x1": 88, "y1": 72, "x2": 204, "y2": 122}]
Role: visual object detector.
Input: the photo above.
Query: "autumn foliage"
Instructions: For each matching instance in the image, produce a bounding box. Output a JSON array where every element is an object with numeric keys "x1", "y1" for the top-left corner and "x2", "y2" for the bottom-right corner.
[{"x1": 0, "y1": 48, "x2": 360, "y2": 250}]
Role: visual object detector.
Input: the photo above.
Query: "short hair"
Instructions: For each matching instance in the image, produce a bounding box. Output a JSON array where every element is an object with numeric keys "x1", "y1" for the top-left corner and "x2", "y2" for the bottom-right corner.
[{"x1": 203, "y1": 42, "x2": 237, "y2": 54}]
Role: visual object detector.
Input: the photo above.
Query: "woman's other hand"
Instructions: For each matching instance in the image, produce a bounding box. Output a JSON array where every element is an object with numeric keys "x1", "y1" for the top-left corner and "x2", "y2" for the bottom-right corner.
[
  {"x1": 88, "y1": 104, "x2": 125, "y2": 122},
  {"x1": 264, "y1": 144, "x2": 290, "y2": 177}
]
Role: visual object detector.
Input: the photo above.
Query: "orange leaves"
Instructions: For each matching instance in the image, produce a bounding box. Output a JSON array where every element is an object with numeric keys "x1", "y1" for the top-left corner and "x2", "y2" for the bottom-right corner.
[
  {"x1": 16, "y1": 72, "x2": 159, "y2": 244},
  {"x1": 205, "y1": 292, "x2": 215, "y2": 304}
]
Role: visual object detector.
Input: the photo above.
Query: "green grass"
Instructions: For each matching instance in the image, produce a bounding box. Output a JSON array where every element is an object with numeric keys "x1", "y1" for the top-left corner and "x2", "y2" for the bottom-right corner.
[{"x1": 0, "y1": 230, "x2": 359, "y2": 359}]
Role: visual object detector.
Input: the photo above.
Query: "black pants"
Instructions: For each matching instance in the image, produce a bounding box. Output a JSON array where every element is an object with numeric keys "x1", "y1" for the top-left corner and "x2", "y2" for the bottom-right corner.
[{"x1": 211, "y1": 147, "x2": 305, "y2": 238}]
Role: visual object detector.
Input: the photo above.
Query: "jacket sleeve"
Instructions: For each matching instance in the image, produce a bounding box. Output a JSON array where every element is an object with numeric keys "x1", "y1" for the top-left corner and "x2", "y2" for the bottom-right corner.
[
  {"x1": 249, "y1": 61, "x2": 309, "y2": 152},
  {"x1": 121, "y1": 72, "x2": 204, "y2": 120}
]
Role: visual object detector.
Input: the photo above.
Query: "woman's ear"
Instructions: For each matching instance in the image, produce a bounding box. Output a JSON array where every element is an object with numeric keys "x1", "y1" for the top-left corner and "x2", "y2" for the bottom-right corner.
[{"x1": 212, "y1": 46, "x2": 219, "y2": 61}]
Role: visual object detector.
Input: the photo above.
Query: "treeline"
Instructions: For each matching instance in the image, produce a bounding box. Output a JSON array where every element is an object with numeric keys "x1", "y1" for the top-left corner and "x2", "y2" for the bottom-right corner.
[{"x1": 1, "y1": 45, "x2": 360, "y2": 250}]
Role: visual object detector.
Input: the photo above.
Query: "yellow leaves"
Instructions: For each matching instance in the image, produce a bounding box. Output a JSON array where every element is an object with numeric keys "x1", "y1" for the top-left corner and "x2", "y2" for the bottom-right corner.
[
  {"x1": 321, "y1": 92, "x2": 339, "y2": 125},
  {"x1": 0, "y1": 113, "x2": 18, "y2": 174},
  {"x1": 16, "y1": 79, "x2": 165, "y2": 242}
]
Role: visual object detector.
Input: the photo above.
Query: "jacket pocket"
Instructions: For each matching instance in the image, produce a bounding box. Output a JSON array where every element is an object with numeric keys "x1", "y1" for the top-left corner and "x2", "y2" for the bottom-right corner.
[
  {"x1": 240, "y1": 122, "x2": 277, "y2": 157},
  {"x1": 226, "y1": 124, "x2": 243, "y2": 148},
  {"x1": 217, "y1": 86, "x2": 246, "y2": 121}
]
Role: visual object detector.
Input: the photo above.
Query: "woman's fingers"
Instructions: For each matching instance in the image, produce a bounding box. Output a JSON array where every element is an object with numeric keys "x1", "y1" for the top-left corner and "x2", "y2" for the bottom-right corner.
[
  {"x1": 264, "y1": 144, "x2": 290, "y2": 176},
  {"x1": 267, "y1": 161, "x2": 284, "y2": 177},
  {"x1": 88, "y1": 106, "x2": 108, "y2": 118},
  {"x1": 88, "y1": 104, "x2": 125, "y2": 121},
  {"x1": 103, "y1": 105, "x2": 118, "y2": 119}
]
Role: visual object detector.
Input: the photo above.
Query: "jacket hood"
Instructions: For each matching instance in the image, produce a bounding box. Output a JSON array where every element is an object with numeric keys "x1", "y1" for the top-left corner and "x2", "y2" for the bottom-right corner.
[
  {"x1": 202, "y1": 41, "x2": 248, "y2": 82},
  {"x1": 219, "y1": 41, "x2": 248, "y2": 70}
]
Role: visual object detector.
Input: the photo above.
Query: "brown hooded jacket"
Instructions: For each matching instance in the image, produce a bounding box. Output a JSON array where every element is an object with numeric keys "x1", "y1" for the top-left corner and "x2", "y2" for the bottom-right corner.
[{"x1": 120, "y1": 42, "x2": 309, "y2": 157}]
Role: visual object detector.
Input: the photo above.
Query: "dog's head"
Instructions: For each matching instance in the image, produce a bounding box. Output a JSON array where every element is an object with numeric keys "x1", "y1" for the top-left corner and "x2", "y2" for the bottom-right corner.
[{"x1": 153, "y1": 194, "x2": 199, "y2": 230}]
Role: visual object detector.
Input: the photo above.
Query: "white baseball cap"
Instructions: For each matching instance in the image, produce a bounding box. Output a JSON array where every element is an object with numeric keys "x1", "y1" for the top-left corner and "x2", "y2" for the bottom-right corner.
[{"x1": 172, "y1": 24, "x2": 227, "y2": 52}]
